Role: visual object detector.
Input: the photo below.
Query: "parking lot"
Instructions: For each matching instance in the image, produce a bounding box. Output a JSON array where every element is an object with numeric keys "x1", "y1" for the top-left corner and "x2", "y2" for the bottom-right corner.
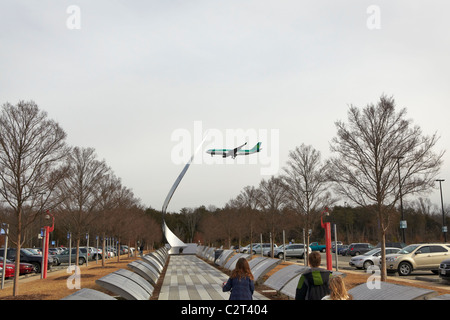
[
  {"x1": 281, "y1": 251, "x2": 446, "y2": 284},
  {"x1": 0, "y1": 256, "x2": 115, "y2": 288}
]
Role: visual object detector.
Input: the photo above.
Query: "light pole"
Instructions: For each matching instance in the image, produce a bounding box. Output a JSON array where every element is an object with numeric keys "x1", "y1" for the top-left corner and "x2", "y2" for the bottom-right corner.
[
  {"x1": 395, "y1": 156, "x2": 406, "y2": 243},
  {"x1": 321, "y1": 207, "x2": 332, "y2": 271},
  {"x1": 436, "y1": 179, "x2": 447, "y2": 243}
]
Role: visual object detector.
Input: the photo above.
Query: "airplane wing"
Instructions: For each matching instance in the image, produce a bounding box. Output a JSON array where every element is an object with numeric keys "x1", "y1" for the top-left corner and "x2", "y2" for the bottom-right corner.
[{"x1": 226, "y1": 142, "x2": 247, "y2": 158}]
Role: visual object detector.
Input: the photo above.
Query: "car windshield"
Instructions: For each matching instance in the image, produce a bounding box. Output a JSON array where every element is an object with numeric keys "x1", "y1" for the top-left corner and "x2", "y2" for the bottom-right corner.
[
  {"x1": 362, "y1": 248, "x2": 380, "y2": 256},
  {"x1": 398, "y1": 244, "x2": 419, "y2": 254}
]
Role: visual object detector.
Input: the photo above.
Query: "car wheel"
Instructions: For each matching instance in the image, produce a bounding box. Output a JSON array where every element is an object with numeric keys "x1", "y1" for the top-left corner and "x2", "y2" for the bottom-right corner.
[
  {"x1": 277, "y1": 253, "x2": 284, "y2": 259},
  {"x1": 78, "y1": 257, "x2": 86, "y2": 265},
  {"x1": 363, "y1": 260, "x2": 374, "y2": 270},
  {"x1": 398, "y1": 262, "x2": 412, "y2": 276},
  {"x1": 354, "y1": 251, "x2": 360, "y2": 256},
  {"x1": 32, "y1": 262, "x2": 41, "y2": 273}
]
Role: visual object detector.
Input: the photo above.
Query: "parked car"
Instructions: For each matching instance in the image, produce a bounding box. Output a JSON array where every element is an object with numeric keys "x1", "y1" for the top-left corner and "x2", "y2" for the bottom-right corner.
[
  {"x1": 265, "y1": 244, "x2": 285, "y2": 256},
  {"x1": 120, "y1": 245, "x2": 129, "y2": 254},
  {"x1": 333, "y1": 244, "x2": 348, "y2": 254},
  {"x1": 239, "y1": 244, "x2": 252, "y2": 253},
  {"x1": 0, "y1": 261, "x2": 14, "y2": 278},
  {"x1": 340, "y1": 245, "x2": 349, "y2": 256},
  {"x1": 349, "y1": 247, "x2": 401, "y2": 270},
  {"x1": 239, "y1": 244, "x2": 259, "y2": 253},
  {"x1": 272, "y1": 243, "x2": 311, "y2": 259},
  {"x1": 106, "y1": 246, "x2": 116, "y2": 257},
  {"x1": 91, "y1": 247, "x2": 103, "y2": 260},
  {"x1": 48, "y1": 248, "x2": 60, "y2": 255},
  {"x1": 53, "y1": 248, "x2": 88, "y2": 266},
  {"x1": 252, "y1": 243, "x2": 277, "y2": 255},
  {"x1": 346, "y1": 243, "x2": 375, "y2": 256},
  {"x1": 309, "y1": 242, "x2": 327, "y2": 252},
  {"x1": 385, "y1": 243, "x2": 450, "y2": 276},
  {"x1": 0, "y1": 257, "x2": 34, "y2": 275},
  {"x1": 439, "y1": 258, "x2": 450, "y2": 281},
  {"x1": 331, "y1": 241, "x2": 343, "y2": 248},
  {"x1": 25, "y1": 248, "x2": 42, "y2": 255},
  {"x1": 0, "y1": 248, "x2": 53, "y2": 273}
]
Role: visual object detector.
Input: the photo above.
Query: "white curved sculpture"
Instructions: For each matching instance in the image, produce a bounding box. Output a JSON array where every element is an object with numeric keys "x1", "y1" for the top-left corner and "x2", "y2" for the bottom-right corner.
[{"x1": 162, "y1": 133, "x2": 208, "y2": 253}]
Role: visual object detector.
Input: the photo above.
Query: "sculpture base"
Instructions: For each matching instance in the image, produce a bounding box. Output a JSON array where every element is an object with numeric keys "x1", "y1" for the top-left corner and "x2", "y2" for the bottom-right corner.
[{"x1": 168, "y1": 243, "x2": 198, "y2": 255}]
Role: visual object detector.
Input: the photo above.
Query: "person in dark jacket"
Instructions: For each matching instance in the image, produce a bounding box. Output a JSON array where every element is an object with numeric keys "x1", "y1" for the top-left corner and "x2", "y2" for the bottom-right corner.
[
  {"x1": 295, "y1": 251, "x2": 332, "y2": 300},
  {"x1": 222, "y1": 257, "x2": 254, "y2": 300}
]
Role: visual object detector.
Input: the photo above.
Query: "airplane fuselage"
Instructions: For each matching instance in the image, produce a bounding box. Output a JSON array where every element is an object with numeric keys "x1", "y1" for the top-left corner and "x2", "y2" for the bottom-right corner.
[{"x1": 206, "y1": 142, "x2": 261, "y2": 159}]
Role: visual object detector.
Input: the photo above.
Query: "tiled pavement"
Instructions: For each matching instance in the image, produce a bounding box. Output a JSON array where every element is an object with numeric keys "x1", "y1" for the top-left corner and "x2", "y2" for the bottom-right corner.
[{"x1": 158, "y1": 255, "x2": 269, "y2": 300}]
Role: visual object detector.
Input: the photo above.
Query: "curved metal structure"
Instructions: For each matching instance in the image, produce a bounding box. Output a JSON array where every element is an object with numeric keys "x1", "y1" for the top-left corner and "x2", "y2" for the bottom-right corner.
[{"x1": 162, "y1": 133, "x2": 208, "y2": 252}]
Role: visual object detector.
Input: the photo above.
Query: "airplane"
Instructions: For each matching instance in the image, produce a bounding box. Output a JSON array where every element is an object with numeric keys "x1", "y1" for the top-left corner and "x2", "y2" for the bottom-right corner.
[{"x1": 206, "y1": 142, "x2": 262, "y2": 159}]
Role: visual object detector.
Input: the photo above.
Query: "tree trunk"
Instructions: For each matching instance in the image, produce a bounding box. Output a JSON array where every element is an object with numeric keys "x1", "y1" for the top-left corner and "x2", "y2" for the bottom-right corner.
[
  {"x1": 380, "y1": 230, "x2": 387, "y2": 281},
  {"x1": 13, "y1": 215, "x2": 21, "y2": 297},
  {"x1": 378, "y1": 208, "x2": 387, "y2": 282}
]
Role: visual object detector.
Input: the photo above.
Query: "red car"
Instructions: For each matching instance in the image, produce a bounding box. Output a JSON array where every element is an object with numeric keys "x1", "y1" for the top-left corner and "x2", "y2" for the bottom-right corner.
[
  {"x1": 0, "y1": 260, "x2": 15, "y2": 278},
  {"x1": 0, "y1": 257, "x2": 34, "y2": 276},
  {"x1": 17, "y1": 261, "x2": 34, "y2": 275}
]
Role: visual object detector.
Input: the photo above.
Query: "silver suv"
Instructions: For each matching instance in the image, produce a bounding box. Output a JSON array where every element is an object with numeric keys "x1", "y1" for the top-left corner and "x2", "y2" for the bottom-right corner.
[
  {"x1": 272, "y1": 243, "x2": 311, "y2": 259},
  {"x1": 251, "y1": 243, "x2": 277, "y2": 255},
  {"x1": 385, "y1": 243, "x2": 450, "y2": 276}
]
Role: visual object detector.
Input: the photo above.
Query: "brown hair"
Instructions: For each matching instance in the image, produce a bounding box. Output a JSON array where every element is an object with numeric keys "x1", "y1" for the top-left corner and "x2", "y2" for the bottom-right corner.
[
  {"x1": 308, "y1": 251, "x2": 321, "y2": 267},
  {"x1": 329, "y1": 276, "x2": 352, "y2": 300},
  {"x1": 231, "y1": 258, "x2": 254, "y2": 280}
]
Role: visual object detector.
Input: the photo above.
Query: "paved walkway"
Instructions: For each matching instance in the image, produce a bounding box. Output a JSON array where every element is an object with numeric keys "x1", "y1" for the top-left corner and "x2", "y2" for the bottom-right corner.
[{"x1": 158, "y1": 255, "x2": 269, "y2": 300}]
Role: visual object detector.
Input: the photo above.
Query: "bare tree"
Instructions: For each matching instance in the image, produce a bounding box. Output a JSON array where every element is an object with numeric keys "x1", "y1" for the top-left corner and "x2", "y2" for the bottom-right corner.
[
  {"x1": 0, "y1": 101, "x2": 69, "y2": 296},
  {"x1": 223, "y1": 197, "x2": 248, "y2": 249},
  {"x1": 93, "y1": 172, "x2": 121, "y2": 266},
  {"x1": 58, "y1": 147, "x2": 110, "y2": 266},
  {"x1": 282, "y1": 144, "x2": 335, "y2": 264},
  {"x1": 236, "y1": 186, "x2": 260, "y2": 255},
  {"x1": 109, "y1": 183, "x2": 140, "y2": 261},
  {"x1": 328, "y1": 95, "x2": 444, "y2": 280},
  {"x1": 257, "y1": 176, "x2": 288, "y2": 257},
  {"x1": 181, "y1": 207, "x2": 204, "y2": 244}
]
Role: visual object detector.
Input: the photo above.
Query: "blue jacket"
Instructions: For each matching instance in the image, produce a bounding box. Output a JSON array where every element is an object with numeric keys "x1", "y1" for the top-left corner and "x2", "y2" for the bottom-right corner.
[{"x1": 222, "y1": 276, "x2": 254, "y2": 300}]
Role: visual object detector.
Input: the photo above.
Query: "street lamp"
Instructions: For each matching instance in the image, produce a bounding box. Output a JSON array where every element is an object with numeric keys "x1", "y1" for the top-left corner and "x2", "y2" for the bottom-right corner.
[
  {"x1": 394, "y1": 156, "x2": 406, "y2": 243},
  {"x1": 321, "y1": 207, "x2": 332, "y2": 271},
  {"x1": 41, "y1": 210, "x2": 54, "y2": 279},
  {"x1": 436, "y1": 179, "x2": 447, "y2": 243}
]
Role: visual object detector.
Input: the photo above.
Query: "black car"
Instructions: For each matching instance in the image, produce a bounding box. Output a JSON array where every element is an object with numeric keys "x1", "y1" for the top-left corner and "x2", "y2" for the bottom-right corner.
[
  {"x1": 439, "y1": 259, "x2": 450, "y2": 280},
  {"x1": 346, "y1": 243, "x2": 374, "y2": 256},
  {"x1": 0, "y1": 248, "x2": 53, "y2": 273}
]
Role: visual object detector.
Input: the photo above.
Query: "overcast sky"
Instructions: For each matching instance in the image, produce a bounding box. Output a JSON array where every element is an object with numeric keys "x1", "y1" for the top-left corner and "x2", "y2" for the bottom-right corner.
[{"x1": 1, "y1": 1, "x2": 449, "y2": 213}]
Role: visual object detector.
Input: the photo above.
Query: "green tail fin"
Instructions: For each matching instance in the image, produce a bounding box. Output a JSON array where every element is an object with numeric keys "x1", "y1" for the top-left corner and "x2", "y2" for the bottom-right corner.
[{"x1": 249, "y1": 142, "x2": 262, "y2": 152}]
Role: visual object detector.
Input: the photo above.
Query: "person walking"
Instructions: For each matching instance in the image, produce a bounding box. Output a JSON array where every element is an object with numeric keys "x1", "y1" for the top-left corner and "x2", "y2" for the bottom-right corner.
[
  {"x1": 295, "y1": 251, "x2": 332, "y2": 300},
  {"x1": 322, "y1": 276, "x2": 352, "y2": 300},
  {"x1": 222, "y1": 257, "x2": 254, "y2": 300}
]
